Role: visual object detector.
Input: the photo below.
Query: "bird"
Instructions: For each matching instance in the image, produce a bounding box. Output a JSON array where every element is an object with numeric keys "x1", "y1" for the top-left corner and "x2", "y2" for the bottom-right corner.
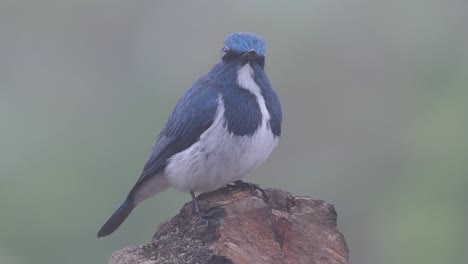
[{"x1": 97, "y1": 32, "x2": 282, "y2": 238}]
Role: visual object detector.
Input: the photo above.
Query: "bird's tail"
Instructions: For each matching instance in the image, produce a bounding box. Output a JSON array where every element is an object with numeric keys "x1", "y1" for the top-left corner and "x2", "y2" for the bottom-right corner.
[{"x1": 97, "y1": 199, "x2": 136, "y2": 238}]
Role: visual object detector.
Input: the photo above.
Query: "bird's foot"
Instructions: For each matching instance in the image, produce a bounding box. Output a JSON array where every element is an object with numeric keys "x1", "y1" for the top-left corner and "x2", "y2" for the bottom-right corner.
[
  {"x1": 190, "y1": 191, "x2": 226, "y2": 219},
  {"x1": 200, "y1": 206, "x2": 226, "y2": 219},
  {"x1": 232, "y1": 180, "x2": 269, "y2": 201}
]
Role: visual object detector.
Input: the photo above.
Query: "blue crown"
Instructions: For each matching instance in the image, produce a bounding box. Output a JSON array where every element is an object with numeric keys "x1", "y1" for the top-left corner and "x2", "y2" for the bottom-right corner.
[{"x1": 223, "y1": 32, "x2": 266, "y2": 57}]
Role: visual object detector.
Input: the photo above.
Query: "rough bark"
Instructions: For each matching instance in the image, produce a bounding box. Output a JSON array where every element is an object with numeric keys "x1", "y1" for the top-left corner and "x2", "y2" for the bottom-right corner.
[{"x1": 109, "y1": 184, "x2": 349, "y2": 264}]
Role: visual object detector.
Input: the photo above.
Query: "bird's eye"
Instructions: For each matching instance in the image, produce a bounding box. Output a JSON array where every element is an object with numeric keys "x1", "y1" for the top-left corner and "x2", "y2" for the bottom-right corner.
[{"x1": 221, "y1": 47, "x2": 230, "y2": 59}]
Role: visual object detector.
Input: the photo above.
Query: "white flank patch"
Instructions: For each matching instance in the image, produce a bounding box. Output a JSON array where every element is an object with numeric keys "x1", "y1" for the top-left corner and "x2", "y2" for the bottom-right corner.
[{"x1": 133, "y1": 172, "x2": 169, "y2": 204}]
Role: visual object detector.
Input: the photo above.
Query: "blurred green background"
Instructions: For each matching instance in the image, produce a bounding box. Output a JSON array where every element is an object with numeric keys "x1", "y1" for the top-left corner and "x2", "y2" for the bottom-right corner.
[{"x1": 1, "y1": 0, "x2": 467, "y2": 263}]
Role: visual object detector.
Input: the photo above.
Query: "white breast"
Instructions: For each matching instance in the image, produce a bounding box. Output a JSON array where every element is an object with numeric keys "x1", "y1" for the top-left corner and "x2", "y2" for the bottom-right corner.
[{"x1": 164, "y1": 63, "x2": 278, "y2": 193}]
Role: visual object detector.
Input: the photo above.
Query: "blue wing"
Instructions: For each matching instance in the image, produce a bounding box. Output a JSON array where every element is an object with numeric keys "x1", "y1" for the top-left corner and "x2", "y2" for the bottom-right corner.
[{"x1": 128, "y1": 78, "x2": 220, "y2": 196}]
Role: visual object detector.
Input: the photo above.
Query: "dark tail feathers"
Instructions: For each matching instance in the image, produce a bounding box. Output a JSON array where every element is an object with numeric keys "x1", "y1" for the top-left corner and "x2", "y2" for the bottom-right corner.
[{"x1": 97, "y1": 199, "x2": 135, "y2": 238}]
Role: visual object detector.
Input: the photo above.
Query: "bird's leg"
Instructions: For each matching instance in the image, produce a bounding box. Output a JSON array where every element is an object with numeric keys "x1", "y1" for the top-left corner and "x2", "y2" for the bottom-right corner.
[{"x1": 190, "y1": 191, "x2": 201, "y2": 213}]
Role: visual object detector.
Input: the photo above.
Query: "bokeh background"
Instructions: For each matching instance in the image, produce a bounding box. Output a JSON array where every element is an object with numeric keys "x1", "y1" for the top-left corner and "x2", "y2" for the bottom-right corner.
[{"x1": 1, "y1": 0, "x2": 467, "y2": 263}]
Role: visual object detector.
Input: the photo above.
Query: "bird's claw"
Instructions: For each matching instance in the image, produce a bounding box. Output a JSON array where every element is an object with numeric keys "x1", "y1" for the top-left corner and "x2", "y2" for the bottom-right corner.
[
  {"x1": 200, "y1": 205, "x2": 226, "y2": 219},
  {"x1": 232, "y1": 180, "x2": 269, "y2": 201},
  {"x1": 190, "y1": 191, "x2": 226, "y2": 219}
]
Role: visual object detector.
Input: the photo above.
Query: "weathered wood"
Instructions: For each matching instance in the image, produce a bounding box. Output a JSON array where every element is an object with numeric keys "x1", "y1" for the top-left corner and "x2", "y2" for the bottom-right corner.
[{"x1": 109, "y1": 184, "x2": 349, "y2": 264}]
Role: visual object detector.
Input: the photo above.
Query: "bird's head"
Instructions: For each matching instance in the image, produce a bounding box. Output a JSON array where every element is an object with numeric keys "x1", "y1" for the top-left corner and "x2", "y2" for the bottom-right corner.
[{"x1": 221, "y1": 32, "x2": 266, "y2": 68}]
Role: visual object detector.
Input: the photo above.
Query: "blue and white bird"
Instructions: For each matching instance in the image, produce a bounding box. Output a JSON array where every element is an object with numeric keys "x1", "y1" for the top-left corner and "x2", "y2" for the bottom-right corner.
[{"x1": 97, "y1": 32, "x2": 282, "y2": 237}]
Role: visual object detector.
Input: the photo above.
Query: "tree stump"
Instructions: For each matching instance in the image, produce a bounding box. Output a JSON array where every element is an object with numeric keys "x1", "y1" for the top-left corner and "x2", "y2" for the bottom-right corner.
[{"x1": 109, "y1": 184, "x2": 349, "y2": 264}]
